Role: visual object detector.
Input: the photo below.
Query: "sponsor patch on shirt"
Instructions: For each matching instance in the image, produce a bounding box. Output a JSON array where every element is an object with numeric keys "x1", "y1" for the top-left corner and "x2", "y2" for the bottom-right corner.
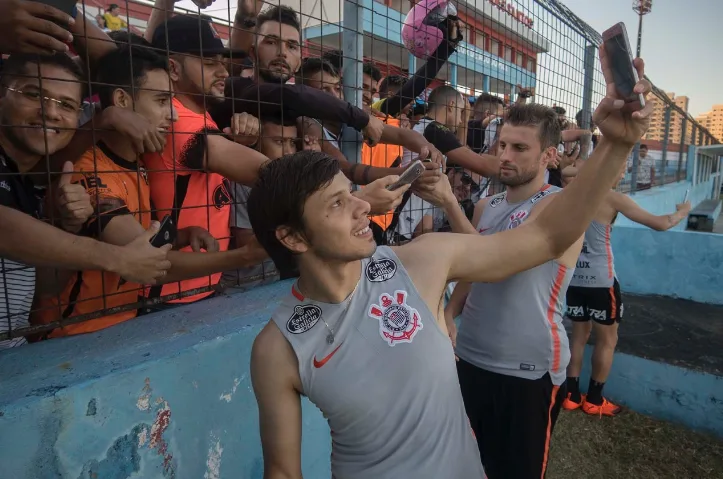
[
  {"x1": 530, "y1": 188, "x2": 555, "y2": 204},
  {"x1": 368, "y1": 290, "x2": 423, "y2": 347},
  {"x1": 489, "y1": 194, "x2": 505, "y2": 208},
  {"x1": 519, "y1": 363, "x2": 536, "y2": 371},
  {"x1": 287, "y1": 304, "x2": 322, "y2": 334},
  {"x1": 365, "y1": 257, "x2": 397, "y2": 282}
]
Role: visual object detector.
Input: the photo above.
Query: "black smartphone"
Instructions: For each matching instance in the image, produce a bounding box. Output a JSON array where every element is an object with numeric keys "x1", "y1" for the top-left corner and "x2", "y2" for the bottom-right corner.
[
  {"x1": 38, "y1": 0, "x2": 77, "y2": 19},
  {"x1": 602, "y1": 23, "x2": 645, "y2": 107},
  {"x1": 150, "y1": 215, "x2": 177, "y2": 248},
  {"x1": 387, "y1": 160, "x2": 425, "y2": 191}
]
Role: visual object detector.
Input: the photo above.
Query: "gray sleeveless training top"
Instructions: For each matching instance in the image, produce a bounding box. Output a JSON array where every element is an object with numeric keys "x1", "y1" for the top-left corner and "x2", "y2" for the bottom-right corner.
[
  {"x1": 271, "y1": 246, "x2": 484, "y2": 479},
  {"x1": 455, "y1": 185, "x2": 573, "y2": 386},
  {"x1": 569, "y1": 220, "x2": 616, "y2": 288}
]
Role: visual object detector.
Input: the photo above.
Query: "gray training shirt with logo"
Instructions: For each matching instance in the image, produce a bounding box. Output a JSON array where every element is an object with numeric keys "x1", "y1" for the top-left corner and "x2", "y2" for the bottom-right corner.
[
  {"x1": 455, "y1": 186, "x2": 573, "y2": 386},
  {"x1": 270, "y1": 246, "x2": 485, "y2": 479}
]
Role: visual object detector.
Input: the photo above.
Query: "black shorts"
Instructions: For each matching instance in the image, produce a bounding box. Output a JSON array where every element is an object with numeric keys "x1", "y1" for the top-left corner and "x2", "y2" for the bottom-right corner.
[
  {"x1": 566, "y1": 278, "x2": 623, "y2": 325},
  {"x1": 457, "y1": 360, "x2": 567, "y2": 479}
]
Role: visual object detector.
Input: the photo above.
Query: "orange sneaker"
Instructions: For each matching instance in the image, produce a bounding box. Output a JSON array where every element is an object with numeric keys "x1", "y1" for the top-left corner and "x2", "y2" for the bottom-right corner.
[
  {"x1": 582, "y1": 398, "x2": 622, "y2": 417},
  {"x1": 562, "y1": 393, "x2": 585, "y2": 411}
]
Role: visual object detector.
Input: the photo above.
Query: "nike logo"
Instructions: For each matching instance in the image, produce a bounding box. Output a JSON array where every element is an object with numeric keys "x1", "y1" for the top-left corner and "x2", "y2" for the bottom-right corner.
[
  {"x1": 313, "y1": 343, "x2": 343, "y2": 369},
  {"x1": 479, "y1": 228, "x2": 489, "y2": 233}
]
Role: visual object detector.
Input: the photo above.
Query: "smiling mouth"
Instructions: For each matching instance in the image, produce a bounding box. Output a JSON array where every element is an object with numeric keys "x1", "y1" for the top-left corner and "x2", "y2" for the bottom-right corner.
[
  {"x1": 353, "y1": 225, "x2": 371, "y2": 237},
  {"x1": 29, "y1": 124, "x2": 60, "y2": 135}
]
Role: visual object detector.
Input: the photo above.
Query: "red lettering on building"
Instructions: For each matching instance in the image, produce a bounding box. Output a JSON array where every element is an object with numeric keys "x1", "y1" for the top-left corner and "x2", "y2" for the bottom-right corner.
[{"x1": 487, "y1": 0, "x2": 534, "y2": 28}]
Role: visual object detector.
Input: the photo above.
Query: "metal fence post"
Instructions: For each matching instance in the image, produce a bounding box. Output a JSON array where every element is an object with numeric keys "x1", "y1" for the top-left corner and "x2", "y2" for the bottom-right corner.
[
  {"x1": 580, "y1": 43, "x2": 596, "y2": 131},
  {"x1": 660, "y1": 106, "x2": 671, "y2": 186},
  {"x1": 341, "y1": 0, "x2": 364, "y2": 167},
  {"x1": 630, "y1": 143, "x2": 640, "y2": 193},
  {"x1": 676, "y1": 115, "x2": 688, "y2": 181}
]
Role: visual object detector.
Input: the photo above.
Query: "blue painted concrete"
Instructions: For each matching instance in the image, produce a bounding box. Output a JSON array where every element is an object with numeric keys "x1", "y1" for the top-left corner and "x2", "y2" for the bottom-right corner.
[
  {"x1": 612, "y1": 226, "x2": 723, "y2": 305},
  {"x1": 0, "y1": 281, "x2": 332, "y2": 479},
  {"x1": 617, "y1": 178, "x2": 717, "y2": 231},
  {"x1": 578, "y1": 347, "x2": 723, "y2": 438}
]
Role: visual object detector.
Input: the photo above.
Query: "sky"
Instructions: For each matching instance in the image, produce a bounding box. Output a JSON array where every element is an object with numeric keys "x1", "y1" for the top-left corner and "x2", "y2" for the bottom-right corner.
[
  {"x1": 176, "y1": 0, "x2": 723, "y2": 117},
  {"x1": 538, "y1": 0, "x2": 723, "y2": 117}
]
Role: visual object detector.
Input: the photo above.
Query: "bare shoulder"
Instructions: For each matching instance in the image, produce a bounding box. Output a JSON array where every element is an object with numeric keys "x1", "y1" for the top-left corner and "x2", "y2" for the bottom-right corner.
[{"x1": 251, "y1": 321, "x2": 301, "y2": 390}]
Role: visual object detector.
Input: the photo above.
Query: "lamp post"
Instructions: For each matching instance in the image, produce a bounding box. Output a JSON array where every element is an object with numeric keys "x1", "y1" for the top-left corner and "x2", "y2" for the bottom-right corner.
[{"x1": 632, "y1": 0, "x2": 653, "y2": 57}]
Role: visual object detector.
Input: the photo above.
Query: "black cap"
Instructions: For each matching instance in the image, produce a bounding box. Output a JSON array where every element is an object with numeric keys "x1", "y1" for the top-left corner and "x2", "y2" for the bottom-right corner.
[{"x1": 151, "y1": 15, "x2": 247, "y2": 58}]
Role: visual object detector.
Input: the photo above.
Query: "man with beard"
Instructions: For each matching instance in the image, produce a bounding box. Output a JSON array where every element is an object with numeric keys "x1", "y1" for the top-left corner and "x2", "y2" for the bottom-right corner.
[
  {"x1": 246, "y1": 47, "x2": 652, "y2": 477},
  {"x1": 439, "y1": 102, "x2": 640, "y2": 478},
  {"x1": 67, "y1": 12, "x2": 403, "y2": 311}
]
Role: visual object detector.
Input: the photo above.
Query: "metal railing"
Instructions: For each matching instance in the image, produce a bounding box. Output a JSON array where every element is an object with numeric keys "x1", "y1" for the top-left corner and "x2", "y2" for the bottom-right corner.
[{"x1": 0, "y1": 0, "x2": 716, "y2": 344}]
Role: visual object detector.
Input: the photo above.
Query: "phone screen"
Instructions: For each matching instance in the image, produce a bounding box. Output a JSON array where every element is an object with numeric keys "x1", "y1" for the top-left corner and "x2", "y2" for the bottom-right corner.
[{"x1": 604, "y1": 34, "x2": 638, "y2": 102}]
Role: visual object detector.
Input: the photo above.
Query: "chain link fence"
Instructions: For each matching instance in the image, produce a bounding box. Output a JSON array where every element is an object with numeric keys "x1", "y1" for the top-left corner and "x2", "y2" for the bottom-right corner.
[{"x1": 0, "y1": 0, "x2": 716, "y2": 344}]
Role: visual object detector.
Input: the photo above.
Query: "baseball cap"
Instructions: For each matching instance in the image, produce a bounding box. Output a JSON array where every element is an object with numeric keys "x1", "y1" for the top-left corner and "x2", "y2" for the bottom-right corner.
[{"x1": 151, "y1": 15, "x2": 247, "y2": 58}]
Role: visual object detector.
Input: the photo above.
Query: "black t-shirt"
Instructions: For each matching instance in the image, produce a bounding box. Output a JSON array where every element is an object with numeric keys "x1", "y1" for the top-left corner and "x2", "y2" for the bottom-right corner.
[
  {"x1": 209, "y1": 77, "x2": 370, "y2": 133},
  {"x1": 467, "y1": 119, "x2": 485, "y2": 154}
]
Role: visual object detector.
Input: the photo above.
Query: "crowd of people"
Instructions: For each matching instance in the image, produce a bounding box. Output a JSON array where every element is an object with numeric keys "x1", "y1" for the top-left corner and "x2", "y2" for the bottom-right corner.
[{"x1": 0, "y1": 0, "x2": 693, "y2": 477}]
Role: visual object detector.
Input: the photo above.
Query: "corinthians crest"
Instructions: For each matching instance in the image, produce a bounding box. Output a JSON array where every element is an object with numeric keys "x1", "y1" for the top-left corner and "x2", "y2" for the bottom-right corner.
[{"x1": 368, "y1": 290, "x2": 423, "y2": 346}]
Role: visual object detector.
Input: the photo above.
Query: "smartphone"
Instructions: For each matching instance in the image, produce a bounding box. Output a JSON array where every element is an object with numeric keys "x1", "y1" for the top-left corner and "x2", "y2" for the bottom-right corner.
[
  {"x1": 38, "y1": 0, "x2": 77, "y2": 17},
  {"x1": 684, "y1": 189, "x2": 690, "y2": 203},
  {"x1": 387, "y1": 160, "x2": 425, "y2": 191},
  {"x1": 150, "y1": 215, "x2": 177, "y2": 248},
  {"x1": 601, "y1": 23, "x2": 645, "y2": 107}
]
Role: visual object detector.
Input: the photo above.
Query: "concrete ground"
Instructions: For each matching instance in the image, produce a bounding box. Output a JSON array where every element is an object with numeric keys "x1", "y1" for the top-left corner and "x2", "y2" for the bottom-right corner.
[{"x1": 564, "y1": 293, "x2": 723, "y2": 376}]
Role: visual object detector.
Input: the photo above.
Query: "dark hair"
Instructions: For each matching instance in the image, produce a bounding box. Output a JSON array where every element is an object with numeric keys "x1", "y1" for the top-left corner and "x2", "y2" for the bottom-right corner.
[
  {"x1": 552, "y1": 105, "x2": 566, "y2": 116},
  {"x1": 428, "y1": 85, "x2": 461, "y2": 107},
  {"x1": 322, "y1": 49, "x2": 343, "y2": 72},
  {"x1": 256, "y1": 5, "x2": 300, "y2": 34},
  {"x1": 505, "y1": 103, "x2": 562, "y2": 150},
  {"x1": 259, "y1": 112, "x2": 298, "y2": 128},
  {"x1": 473, "y1": 92, "x2": 504, "y2": 112},
  {"x1": 378, "y1": 74, "x2": 406, "y2": 96},
  {"x1": 94, "y1": 44, "x2": 169, "y2": 109},
  {"x1": 640, "y1": 143, "x2": 648, "y2": 150},
  {"x1": 295, "y1": 57, "x2": 339, "y2": 86},
  {"x1": 247, "y1": 150, "x2": 340, "y2": 269},
  {"x1": 1, "y1": 53, "x2": 85, "y2": 89},
  {"x1": 362, "y1": 62, "x2": 381, "y2": 82},
  {"x1": 108, "y1": 30, "x2": 153, "y2": 48}
]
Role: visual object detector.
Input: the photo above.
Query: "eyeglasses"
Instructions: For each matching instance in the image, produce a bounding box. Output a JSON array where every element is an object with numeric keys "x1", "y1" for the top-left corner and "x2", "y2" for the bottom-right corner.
[{"x1": 5, "y1": 87, "x2": 82, "y2": 115}]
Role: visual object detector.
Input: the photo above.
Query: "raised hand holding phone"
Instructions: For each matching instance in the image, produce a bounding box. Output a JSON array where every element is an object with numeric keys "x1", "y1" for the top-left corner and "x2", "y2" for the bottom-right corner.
[
  {"x1": 386, "y1": 160, "x2": 425, "y2": 191},
  {"x1": 0, "y1": 0, "x2": 75, "y2": 55},
  {"x1": 601, "y1": 23, "x2": 645, "y2": 108}
]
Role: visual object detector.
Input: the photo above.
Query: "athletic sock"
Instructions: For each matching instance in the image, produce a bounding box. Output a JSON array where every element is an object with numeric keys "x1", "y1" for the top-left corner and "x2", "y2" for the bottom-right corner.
[
  {"x1": 567, "y1": 377, "x2": 581, "y2": 402},
  {"x1": 586, "y1": 379, "x2": 605, "y2": 406}
]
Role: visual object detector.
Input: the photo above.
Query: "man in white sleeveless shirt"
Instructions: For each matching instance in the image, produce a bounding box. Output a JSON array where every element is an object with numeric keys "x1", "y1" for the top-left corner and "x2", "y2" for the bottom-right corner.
[
  {"x1": 246, "y1": 49, "x2": 652, "y2": 478},
  {"x1": 426, "y1": 54, "x2": 653, "y2": 478}
]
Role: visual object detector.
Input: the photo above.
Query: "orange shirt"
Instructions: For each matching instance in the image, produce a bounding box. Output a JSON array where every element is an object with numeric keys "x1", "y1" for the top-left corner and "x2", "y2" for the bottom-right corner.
[
  {"x1": 33, "y1": 143, "x2": 151, "y2": 337},
  {"x1": 142, "y1": 98, "x2": 232, "y2": 304},
  {"x1": 362, "y1": 117, "x2": 403, "y2": 230}
]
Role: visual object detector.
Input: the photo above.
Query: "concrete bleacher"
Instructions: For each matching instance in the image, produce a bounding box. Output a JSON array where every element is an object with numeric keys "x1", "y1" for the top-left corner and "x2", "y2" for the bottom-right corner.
[{"x1": 687, "y1": 199, "x2": 722, "y2": 232}]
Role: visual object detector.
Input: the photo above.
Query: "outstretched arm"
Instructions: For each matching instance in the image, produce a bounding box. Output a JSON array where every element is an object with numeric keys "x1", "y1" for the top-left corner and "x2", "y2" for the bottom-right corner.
[
  {"x1": 252, "y1": 323, "x2": 304, "y2": 479},
  {"x1": 610, "y1": 191, "x2": 690, "y2": 231},
  {"x1": 401, "y1": 51, "x2": 653, "y2": 287}
]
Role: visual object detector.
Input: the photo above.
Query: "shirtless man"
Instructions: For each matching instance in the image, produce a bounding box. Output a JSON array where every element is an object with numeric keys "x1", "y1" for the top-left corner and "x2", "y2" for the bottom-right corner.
[{"x1": 245, "y1": 48, "x2": 652, "y2": 479}]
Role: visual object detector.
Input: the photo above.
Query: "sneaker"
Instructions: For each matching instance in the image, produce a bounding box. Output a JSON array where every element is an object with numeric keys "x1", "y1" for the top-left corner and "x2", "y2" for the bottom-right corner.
[
  {"x1": 562, "y1": 393, "x2": 585, "y2": 411},
  {"x1": 582, "y1": 397, "x2": 622, "y2": 417}
]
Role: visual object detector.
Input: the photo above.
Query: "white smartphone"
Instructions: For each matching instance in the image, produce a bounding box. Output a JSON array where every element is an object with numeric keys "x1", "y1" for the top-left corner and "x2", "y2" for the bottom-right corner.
[
  {"x1": 387, "y1": 160, "x2": 425, "y2": 191},
  {"x1": 601, "y1": 23, "x2": 645, "y2": 108},
  {"x1": 684, "y1": 189, "x2": 690, "y2": 203}
]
